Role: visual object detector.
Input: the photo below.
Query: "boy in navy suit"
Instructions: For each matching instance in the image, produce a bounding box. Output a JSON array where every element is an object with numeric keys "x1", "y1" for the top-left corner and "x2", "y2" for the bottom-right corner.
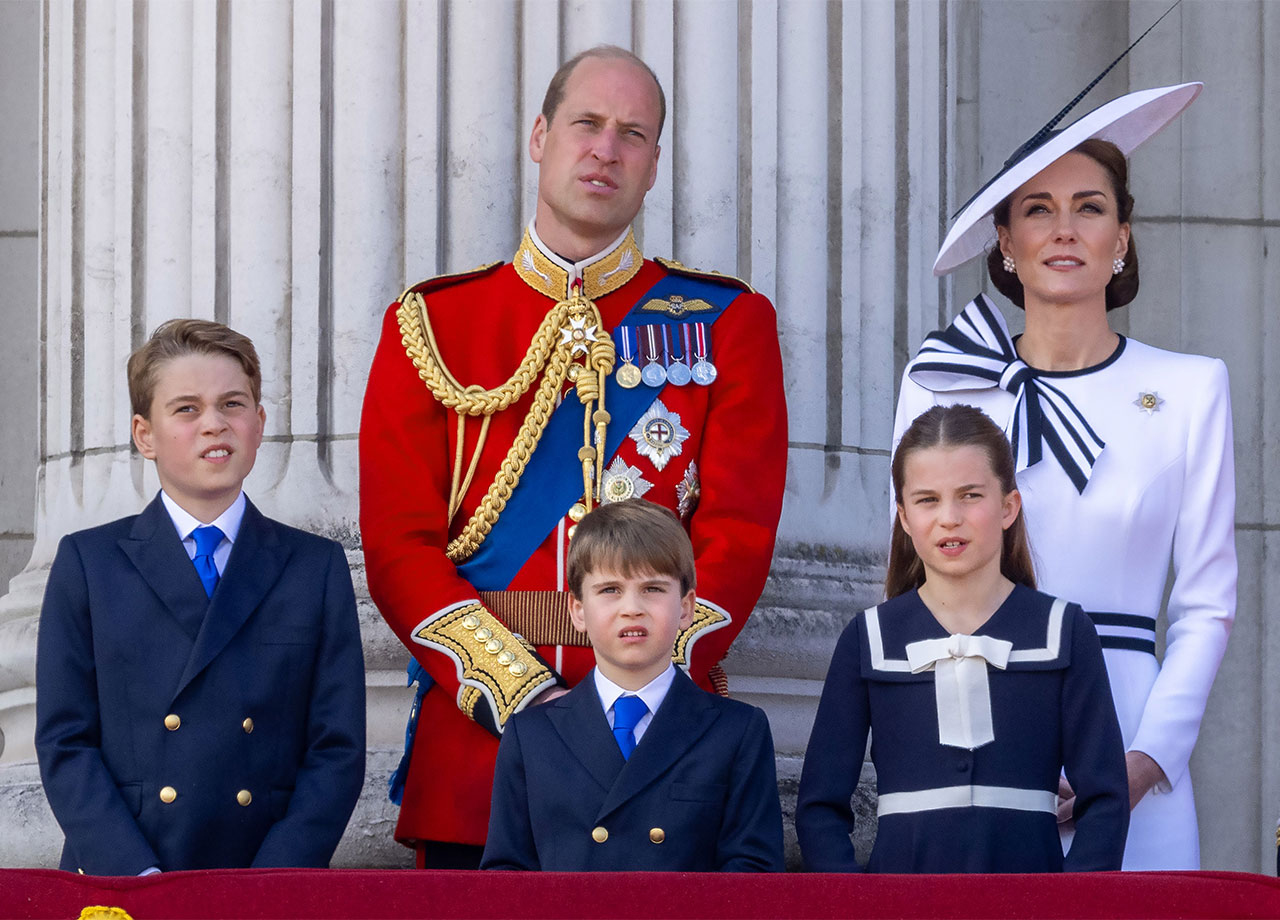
[
  {"x1": 35, "y1": 319, "x2": 365, "y2": 874},
  {"x1": 480, "y1": 500, "x2": 784, "y2": 871}
]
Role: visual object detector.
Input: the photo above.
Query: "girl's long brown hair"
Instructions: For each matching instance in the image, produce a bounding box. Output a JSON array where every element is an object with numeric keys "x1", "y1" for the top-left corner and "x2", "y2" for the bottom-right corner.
[{"x1": 885, "y1": 404, "x2": 1036, "y2": 599}]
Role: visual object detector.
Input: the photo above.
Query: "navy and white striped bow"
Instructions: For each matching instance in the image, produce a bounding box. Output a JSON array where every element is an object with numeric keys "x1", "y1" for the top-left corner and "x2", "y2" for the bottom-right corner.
[{"x1": 906, "y1": 294, "x2": 1105, "y2": 494}]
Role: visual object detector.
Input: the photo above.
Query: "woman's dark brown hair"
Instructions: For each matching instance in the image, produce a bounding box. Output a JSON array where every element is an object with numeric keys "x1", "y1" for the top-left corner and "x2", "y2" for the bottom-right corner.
[
  {"x1": 987, "y1": 138, "x2": 1139, "y2": 311},
  {"x1": 886, "y1": 404, "x2": 1036, "y2": 599}
]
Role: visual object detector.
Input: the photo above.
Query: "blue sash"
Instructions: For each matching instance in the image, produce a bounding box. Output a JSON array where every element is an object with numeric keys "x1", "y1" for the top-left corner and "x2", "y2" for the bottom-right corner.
[{"x1": 455, "y1": 274, "x2": 742, "y2": 590}]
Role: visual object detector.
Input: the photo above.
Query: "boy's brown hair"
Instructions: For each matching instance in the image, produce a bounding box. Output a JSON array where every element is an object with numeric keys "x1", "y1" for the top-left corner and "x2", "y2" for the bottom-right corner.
[
  {"x1": 127, "y1": 319, "x2": 262, "y2": 419},
  {"x1": 566, "y1": 500, "x2": 695, "y2": 597}
]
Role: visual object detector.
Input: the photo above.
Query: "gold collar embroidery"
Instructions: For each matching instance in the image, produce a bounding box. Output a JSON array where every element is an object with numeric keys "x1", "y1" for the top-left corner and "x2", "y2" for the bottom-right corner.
[{"x1": 513, "y1": 227, "x2": 644, "y2": 300}]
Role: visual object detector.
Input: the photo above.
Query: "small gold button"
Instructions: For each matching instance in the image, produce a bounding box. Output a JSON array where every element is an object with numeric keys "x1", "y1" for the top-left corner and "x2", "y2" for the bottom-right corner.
[
  {"x1": 485, "y1": 638, "x2": 503, "y2": 654},
  {"x1": 497, "y1": 650, "x2": 515, "y2": 665},
  {"x1": 568, "y1": 502, "x2": 588, "y2": 523},
  {"x1": 474, "y1": 627, "x2": 493, "y2": 642},
  {"x1": 159, "y1": 786, "x2": 177, "y2": 804},
  {"x1": 461, "y1": 614, "x2": 480, "y2": 630},
  {"x1": 508, "y1": 661, "x2": 528, "y2": 677},
  {"x1": 649, "y1": 827, "x2": 665, "y2": 844},
  {"x1": 567, "y1": 524, "x2": 578, "y2": 539},
  {"x1": 567, "y1": 364, "x2": 581, "y2": 381},
  {"x1": 164, "y1": 714, "x2": 180, "y2": 731},
  {"x1": 591, "y1": 826, "x2": 608, "y2": 843},
  {"x1": 242, "y1": 718, "x2": 254, "y2": 734},
  {"x1": 237, "y1": 789, "x2": 252, "y2": 807}
]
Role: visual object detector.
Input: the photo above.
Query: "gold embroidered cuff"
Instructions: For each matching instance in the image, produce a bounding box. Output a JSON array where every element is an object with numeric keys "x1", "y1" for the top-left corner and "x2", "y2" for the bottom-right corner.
[
  {"x1": 672, "y1": 598, "x2": 733, "y2": 666},
  {"x1": 413, "y1": 602, "x2": 557, "y2": 731}
]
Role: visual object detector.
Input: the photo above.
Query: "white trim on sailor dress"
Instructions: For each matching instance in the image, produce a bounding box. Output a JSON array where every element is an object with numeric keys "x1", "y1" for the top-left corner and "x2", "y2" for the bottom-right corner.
[{"x1": 795, "y1": 586, "x2": 1129, "y2": 873}]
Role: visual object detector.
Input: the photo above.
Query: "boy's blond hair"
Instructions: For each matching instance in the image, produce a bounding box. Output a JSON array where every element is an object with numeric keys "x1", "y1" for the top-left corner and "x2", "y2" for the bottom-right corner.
[
  {"x1": 127, "y1": 319, "x2": 262, "y2": 419},
  {"x1": 566, "y1": 500, "x2": 695, "y2": 597}
]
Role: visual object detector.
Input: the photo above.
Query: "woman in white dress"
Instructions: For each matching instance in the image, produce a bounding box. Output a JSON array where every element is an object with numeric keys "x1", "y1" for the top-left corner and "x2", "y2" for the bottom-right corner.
[{"x1": 893, "y1": 82, "x2": 1236, "y2": 870}]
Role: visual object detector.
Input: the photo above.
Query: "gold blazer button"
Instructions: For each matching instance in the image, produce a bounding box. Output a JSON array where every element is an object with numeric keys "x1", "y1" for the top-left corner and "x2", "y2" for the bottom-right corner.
[
  {"x1": 242, "y1": 718, "x2": 255, "y2": 734},
  {"x1": 159, "y1": 786, "x2": 177, "y2": 804},
  {"x1": 649, "y1": 828, "x2": 665, "y2": 844},
  {"x1": 236, "y1": 789, "x2": 253, "y2": 807},
  {"x1": 591, "y1": 826, "x2": 608, "y2": 844},
  {"x1": 163, "y1": 714, "x2": 180, "y2": 731}
]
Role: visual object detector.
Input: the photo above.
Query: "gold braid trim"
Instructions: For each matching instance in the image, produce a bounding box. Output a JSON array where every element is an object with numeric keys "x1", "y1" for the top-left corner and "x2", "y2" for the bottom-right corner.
[
  {"x1": 672, "y1": 599, "x2": 733, "y2": 667},
  {"x1": 397, "y1": 289, "x2": 614, "y2": 561},
  {"x1": 414, "y1": 602, "x2": 555, "y2": 729},
  {"x1": 399, "y1": 291, "x2": 569, "y2": 416}
]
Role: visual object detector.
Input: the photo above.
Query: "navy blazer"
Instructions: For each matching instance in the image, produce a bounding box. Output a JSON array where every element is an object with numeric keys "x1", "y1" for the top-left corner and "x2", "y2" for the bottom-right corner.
[
  {"x1": 480, "y1": 668, "x2": 784, "y2": 872},
  {"x1": 35, "y1": 494, "x2": 365, "y2": 874}
]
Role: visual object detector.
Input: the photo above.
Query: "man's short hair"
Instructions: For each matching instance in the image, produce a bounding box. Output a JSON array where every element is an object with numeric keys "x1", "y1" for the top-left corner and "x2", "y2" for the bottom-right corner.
[
  {"x1": 566, "y1": 500, "x2": 695, "y2": 597},
  {"x1": 541, "y1": 44, "x2": 667, "y2": 141},
  {"x1": 127, "y1": 318, "x2": 262, "y2": 419}
]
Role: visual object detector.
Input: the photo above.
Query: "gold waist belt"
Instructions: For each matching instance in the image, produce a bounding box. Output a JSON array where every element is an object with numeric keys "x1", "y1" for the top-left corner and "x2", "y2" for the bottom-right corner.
[{"x1": 478, "y1": 590, "x2": 590, "y2": 647}]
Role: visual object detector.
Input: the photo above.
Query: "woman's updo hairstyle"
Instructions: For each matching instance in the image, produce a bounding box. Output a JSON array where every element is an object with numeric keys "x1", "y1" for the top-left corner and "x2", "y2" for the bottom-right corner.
[{"x1": 986, "y1": 138, "x2": 1139, "y2": 311}]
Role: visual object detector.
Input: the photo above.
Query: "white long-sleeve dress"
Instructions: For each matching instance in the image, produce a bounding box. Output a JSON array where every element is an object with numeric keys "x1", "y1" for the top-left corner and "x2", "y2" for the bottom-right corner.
[{"x1": 892, "y1": 294, "x2": 1237, "y2": 870}]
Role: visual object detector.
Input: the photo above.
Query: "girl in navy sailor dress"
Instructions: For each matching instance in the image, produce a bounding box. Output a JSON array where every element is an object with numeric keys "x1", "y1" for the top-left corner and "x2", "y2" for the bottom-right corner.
[{"x1": 796, "y1": 405, "x2": 1129, "y2": 872}]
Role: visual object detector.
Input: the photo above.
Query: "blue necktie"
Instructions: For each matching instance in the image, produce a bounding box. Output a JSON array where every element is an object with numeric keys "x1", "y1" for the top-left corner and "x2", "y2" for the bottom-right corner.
[
  {"x1": 611, "y1": 696, "x2": 648, "y2": 761},
  {"x1": 191, "y1": 525, "x2": 224, "y2": 598}
]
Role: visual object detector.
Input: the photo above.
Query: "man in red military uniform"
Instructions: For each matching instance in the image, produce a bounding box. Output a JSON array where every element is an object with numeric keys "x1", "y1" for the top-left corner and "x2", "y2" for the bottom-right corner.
[{"x1": 359, "y1": 45, "x2": 787, "y2": 868}]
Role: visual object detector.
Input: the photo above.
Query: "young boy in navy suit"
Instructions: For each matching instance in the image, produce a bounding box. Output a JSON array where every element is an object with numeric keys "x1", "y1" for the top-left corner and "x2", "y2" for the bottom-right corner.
[
  {"x1": 480, "y1": 500, "x2": 784, "y2": 871},
  {"x1": 36, "y1": 319, "x2": 365, "y2": 874}
]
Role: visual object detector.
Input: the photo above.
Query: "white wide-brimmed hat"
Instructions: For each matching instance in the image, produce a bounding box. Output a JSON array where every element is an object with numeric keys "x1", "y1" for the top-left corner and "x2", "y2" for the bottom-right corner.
[{"x1": 933, "y1": 81, "x2": 1201, "y2": 277}]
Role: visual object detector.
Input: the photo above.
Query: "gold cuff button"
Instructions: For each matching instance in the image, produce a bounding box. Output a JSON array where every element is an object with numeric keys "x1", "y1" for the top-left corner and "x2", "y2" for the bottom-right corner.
[
  {"x1": 236, "y1": 789, "x2": 252, "y2": 807},
  {"x1": 508, "y1": 661, "x2": 528, "y2": 677},
  {"x1": 649, "y1": 827, "x2": 665, "y2": 844},
  {"x1": 591, "y1": 826, "x2": 608, "y2": 843},
  {"x1": 461, "y1": 614, "x2": 481, "y2": 630},
  {"x1": 497, "y1": 650, "x2": 515, "y2": 665},
  {"x1": 242, "y1": 718, "x2": 254, "y2": 734},
  {"x1": 474, "y1": 627, "x2": 493, "y2": 642},
  {"x1": 163, "y1": 714, "x2": 181, "y2": 731},
  {"x1": 485, "y1": 638, "x2": 503, "y2": 654},
  {"x1": 159, "y1": 786, "x2": 177, "y2": 804}
]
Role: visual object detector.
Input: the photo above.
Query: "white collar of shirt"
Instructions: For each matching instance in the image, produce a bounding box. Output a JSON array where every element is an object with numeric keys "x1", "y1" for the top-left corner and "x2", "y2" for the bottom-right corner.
[
  {"x1": 160, "y1": 490, "x2": 246, "y2": 575},
  {"x1": 527, "y1": 220, "x2": 632, "y2": 282},
  {"x1": 593, "y1": 663, "x2": 676, "y2": 745}
]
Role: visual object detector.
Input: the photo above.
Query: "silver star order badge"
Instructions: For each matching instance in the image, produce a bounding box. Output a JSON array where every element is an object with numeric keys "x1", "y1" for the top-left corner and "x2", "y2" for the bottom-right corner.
[
  {"x1": 1133, "y1": 391, "x2": 1165, "y2": 415},
  {"x1": 676, "y1": 460, "x2": 701, "y2": 521},
  {"x1": 601, "y1": 458, "x2": 652, "y2": 503},
  {"x1": 560, "y1": 315, "x2": 598, "y2": 356},
  {"x1": 628, "y1": 398, "x2": 689, "y2": 472}
]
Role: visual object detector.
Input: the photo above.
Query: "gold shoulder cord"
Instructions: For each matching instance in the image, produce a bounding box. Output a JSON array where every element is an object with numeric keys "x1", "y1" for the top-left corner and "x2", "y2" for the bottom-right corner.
[{"x1": 397, "y1": 288, "x2": 615, "y2": 562}]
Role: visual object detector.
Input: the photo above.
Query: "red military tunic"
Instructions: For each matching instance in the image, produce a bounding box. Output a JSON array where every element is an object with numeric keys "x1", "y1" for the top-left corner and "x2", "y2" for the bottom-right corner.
[{"x1": 359, "y1": 225, "x2": 787, "y2": 847}]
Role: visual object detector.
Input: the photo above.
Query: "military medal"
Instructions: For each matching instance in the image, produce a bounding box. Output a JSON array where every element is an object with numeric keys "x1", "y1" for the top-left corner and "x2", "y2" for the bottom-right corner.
[
  {"x1": 691, "y1": 322, "x2": 717, "y2": 385},
  {"x1": 601, "y1": 457, "x2": 653, "y2": 503},
  {"x1": 560, "y1": 314, "x2": 598, "y2": 356},
  {"x1": 641, "y1": 325, "x2": 667, "y2": 387},
  {"x1": 629, "y1": 398, "x2": 690, "y2": 471},
  {"x1": 615, "y1": 326, "x2": 642, "y2": 389},
  {"x1": 1133, "y1": 390, "x2": 1164, "y2": 415},
  {"x1": 665, "y1": 325, "x2": 692, "y2": 386},
  {"x1": 676, "y1": 460, "x2": 701, "y2": 520}
]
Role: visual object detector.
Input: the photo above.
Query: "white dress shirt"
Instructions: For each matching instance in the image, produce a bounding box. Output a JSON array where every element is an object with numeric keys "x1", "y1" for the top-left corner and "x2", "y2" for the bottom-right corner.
[
  {"x1": 592, "y1": 663, "x2": 677, "y2": 745},
  {"x1": 160, "y1": 490, "x2": 247, "y2": 576}
]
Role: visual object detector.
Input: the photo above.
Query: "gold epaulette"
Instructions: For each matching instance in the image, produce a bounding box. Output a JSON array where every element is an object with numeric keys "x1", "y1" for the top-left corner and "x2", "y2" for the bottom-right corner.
[
  {"x1": 654, "y1": 256, "x2": 755, "y2": 295},
  {"x1": 397, "y1": 262, "x2": 504, "y2": 304}
]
